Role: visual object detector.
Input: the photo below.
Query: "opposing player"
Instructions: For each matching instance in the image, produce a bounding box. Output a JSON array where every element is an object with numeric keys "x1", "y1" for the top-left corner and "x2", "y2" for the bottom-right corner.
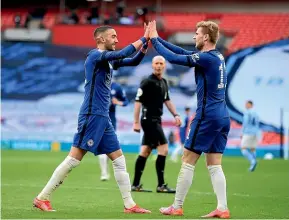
[
  {"x1": 241, "y1": 100, "x2": 260, "y2": 172},
  {"x1": 132, "y1": 55, "x2": 181, "y2": 193},
  {"x1": 171, "y1": 107, "x2": 191, "y2": 162},
  {"x1": 33, "y1": 25, "x2": 151, "y2": 214},
  {"x1": 99, "y1": 81, "x2": 129, "y2": 181},
  {"x1": 149, "y1": 20, "x2": 231, "y2": 218}
]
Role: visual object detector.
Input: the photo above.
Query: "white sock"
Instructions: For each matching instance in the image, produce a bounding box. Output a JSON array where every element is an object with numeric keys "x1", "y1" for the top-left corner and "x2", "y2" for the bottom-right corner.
[
  {"x1": 112, "y1": 155, "x2": 136, "y2": 209},
  {"x1": 173, "y1": 163, "x2": 195, "y2": 209},
  {"x1": 208, "y1": 165, "x2": 228, "y2": 211},
  {"x1": 99, "y1": 154, "x2": 109, "y2": 177},
  {"x1": 37, "y1": 156, "x2": 80, "y2": 200}
]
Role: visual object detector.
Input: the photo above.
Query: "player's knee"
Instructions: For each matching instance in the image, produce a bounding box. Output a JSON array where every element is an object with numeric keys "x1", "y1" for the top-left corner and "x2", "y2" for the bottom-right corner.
[
  {"x1": 181, "y1": 149, "x2": 200, "y2": 165},
  {"x1": 205, "y1": 153, "x2": 222, "y2": 166},
  {"x1": 112, "y1": 155, "x2": 127, "y2": 172},
  {"x1": 69, "y1": 146, "x2": 86, "y2": 161}
]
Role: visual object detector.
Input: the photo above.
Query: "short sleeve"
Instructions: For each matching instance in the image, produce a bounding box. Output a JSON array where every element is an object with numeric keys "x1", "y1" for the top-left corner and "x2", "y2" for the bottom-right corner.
[{"x1": 135, "y1": 79, "x2": 149, "y2": 103}]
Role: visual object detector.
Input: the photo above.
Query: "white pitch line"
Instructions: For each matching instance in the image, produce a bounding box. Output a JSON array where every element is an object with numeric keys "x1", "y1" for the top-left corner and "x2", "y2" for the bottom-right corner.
[{"x1": 2, "y1": 183, "x2": 287, "y2": 199}]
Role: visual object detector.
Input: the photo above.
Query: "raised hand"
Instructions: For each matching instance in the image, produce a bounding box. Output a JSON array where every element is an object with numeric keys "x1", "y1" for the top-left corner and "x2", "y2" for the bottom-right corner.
[
  {"x1": 148, "y1": 20, "x2": 158, "y2": 38},
  {"x1": 144, "y1": 22, "x2": 150, "y2": 40}
]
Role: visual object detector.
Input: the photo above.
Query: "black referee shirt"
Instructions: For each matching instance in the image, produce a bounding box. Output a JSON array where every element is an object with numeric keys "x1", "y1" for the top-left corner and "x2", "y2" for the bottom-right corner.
[{"x1": 135, "y1": 74, "x2": 170, "y2": 119}]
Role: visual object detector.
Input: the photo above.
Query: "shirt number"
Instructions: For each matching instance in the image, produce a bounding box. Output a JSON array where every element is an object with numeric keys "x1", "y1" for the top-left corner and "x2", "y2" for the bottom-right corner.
[{"x1": 218, "y1": 63, "x2": 226, "y2": 89}]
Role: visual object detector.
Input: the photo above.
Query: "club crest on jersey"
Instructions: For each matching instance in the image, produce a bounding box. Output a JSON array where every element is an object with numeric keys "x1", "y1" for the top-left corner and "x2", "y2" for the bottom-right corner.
[
  {"x1": 87, "y1": 139, "x2": 94, "y2": 147},
  {"x1": 191, "y1": 53, "x2": 200, "y2": 62}
]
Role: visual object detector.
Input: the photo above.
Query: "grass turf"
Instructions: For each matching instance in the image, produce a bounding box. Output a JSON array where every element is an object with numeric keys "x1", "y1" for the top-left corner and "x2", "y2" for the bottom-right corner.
[{"x1": 1, "y1": 150, "x2": 289, "y2": 219}]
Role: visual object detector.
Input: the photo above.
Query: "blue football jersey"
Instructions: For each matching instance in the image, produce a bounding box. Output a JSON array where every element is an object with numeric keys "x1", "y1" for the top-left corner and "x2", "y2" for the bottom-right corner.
[
  {"x1": 151, "y1": 38, "x2": 229, "y2": 120},
  {"x1": 79, "y1": 45, "x2": 136, "y2": 116}
]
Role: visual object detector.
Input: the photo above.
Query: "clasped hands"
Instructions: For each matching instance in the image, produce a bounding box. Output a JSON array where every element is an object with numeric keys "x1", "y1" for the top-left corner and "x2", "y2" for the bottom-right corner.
[{"x1": 143, "y1": 20, "x2": 159, "y2": 41}]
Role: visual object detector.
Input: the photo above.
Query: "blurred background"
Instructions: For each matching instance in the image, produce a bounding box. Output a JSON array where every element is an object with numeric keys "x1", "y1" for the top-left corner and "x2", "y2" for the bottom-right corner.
[{"x1": 1, "y1": 0, "x2": 289, "y2": 159}]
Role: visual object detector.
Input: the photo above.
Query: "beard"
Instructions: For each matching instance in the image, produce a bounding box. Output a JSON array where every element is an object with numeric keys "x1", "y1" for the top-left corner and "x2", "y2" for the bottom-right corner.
[
  {"x1": 105, "y1": 43, "x2": 116, "y2": 51},
  {"x1": 196, "y1": 41, "x2": 204, "y2": 51}
]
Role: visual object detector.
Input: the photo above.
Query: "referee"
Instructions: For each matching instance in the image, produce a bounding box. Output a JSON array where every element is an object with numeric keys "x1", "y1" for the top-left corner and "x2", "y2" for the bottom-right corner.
[{"x1": 132, "y1": 55, "x2": 182, "y2": 193}]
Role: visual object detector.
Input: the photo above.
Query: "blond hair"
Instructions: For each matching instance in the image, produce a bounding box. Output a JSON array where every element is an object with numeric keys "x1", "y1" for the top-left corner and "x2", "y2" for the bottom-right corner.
[{"x1": 196, "y1": 21, "x2": 219, "y2": 44}]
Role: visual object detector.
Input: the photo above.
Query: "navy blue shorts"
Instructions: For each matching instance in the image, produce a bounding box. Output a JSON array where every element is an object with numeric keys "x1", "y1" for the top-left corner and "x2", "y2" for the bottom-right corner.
[
  {"x1": 184, "y1": 117, "x2": 230, "y2": 154},
  {"x1": 110, "y1": 114, "x2": 117, "y2": 131},
  {"x1": 73, "y1": 114, "x2": 120, "y2": 156}
]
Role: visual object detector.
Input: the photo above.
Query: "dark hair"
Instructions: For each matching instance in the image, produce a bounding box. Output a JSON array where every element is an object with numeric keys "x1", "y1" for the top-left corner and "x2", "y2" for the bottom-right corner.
[
  {"x1": 185, "y1": 107, "x2": 191, "y2": 111},
  {"x1": 93, "y1": 26, "x2": 114, "y2": 37},
  {"x1": 247, "y1": 100, "x2": 253, "y2": 105}
]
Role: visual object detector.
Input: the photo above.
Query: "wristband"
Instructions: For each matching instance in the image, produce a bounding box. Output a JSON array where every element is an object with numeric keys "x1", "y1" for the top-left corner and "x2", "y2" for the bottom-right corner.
[
  {"x1": 140, "y1": 37, "x2": 147, "y2": 44},
  {"x1": 174, "y1": 114, "x2": 180, "y2": 117},
  {"x1": 142, "y1": 43, "x2": 148, "y2": 49}
]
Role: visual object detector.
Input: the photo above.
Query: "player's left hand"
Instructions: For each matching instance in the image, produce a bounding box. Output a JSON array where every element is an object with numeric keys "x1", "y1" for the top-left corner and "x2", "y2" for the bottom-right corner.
[{"x1": 174, "y1": 115, "x2": 182, "y2": 127}]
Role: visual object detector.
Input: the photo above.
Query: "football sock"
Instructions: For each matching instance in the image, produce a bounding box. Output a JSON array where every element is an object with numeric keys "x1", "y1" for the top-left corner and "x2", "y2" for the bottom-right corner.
[
  {"x1": 208, "y1": 165, "x2": 228, "y2": 211},
  {"x1": 37, "y1": 156, "x2": 80, "y2": 200},
  {"x1": 99, "y1": 154, "x2": 109, "y2": 177},
  {"x1": 112, "y1": 155, "x2": 136, "y2": 209},
  {"x1": 173, "y1": 163, "x2": 195, "y2": 209}
]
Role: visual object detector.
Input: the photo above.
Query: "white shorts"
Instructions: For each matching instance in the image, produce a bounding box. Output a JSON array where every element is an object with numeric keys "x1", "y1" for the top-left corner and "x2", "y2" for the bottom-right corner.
[{"x1": 241, "y1": 135, "x2": 258, "y2": 148}]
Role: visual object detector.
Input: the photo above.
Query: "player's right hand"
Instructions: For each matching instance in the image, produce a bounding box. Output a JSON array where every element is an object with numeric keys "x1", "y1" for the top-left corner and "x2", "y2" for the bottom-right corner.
[{"x1": 133, "y1": 122, "x2": 141, "y2": 133}]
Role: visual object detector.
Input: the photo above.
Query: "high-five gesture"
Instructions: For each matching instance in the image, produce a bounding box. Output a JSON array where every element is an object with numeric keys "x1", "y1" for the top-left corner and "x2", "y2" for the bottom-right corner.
[{"x1": 148, "y1": 20, "x2": 158, "y2": 38}]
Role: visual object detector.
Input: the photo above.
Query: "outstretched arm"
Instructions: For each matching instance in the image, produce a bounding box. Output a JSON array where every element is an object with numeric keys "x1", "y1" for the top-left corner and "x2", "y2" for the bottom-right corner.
[
  {"x1": 100, "y1": 23, "x2": 150, "y2": 62},
  {"x1": 112, "y1": 43, "x2": 148, "y2": 70},
  {"x1": 151, "y1": 37, "x2": 210, "y2": 68},
  {"x1": 151, "y1": 38, "x2": 192, "y2": 66},
  {"x1": 100, "y1": 37, "x2": 147, "y2": 62},
  {"x1": 157, "y1": 37, "x2": 195, "y2": 55},
  {"x1": 148, "y1": 20, "x2": 209, "y2": 67}
]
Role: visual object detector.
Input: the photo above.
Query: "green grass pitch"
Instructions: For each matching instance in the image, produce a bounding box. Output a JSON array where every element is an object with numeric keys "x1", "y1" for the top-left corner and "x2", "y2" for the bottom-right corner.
[{"x1": 1, "y1": 150, "x2": 289, "y2": 219}]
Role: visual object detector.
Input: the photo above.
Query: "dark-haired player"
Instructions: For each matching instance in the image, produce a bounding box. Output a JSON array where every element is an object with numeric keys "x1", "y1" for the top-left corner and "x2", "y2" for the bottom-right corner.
[{"x1": 33, "y1": 25, "x2": 151, "y2": 214}]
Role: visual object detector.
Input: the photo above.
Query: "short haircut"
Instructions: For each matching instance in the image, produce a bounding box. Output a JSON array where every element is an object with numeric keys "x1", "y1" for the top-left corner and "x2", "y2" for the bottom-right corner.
[
  {"x1": 196, "y1": 21, "x2": 219, "y2": 44},
  {"x1": 247, "y1": 100, "x2": 253, "y2": 105},
  {"x1": 152, "y1": 55, "x2": 166, "y2": 63},
  {"x1": 185, "y1": 107, "x2": 191, "y2": 111},
  {"x1": 93, "y1": 26, "x2": 114, "y2": 38}
]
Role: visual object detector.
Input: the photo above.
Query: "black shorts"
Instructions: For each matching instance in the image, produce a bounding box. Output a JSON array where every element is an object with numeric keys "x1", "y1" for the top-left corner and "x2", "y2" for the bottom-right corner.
[{"x1": 141, "y1": 118, "x2": 167, "y2": 149}]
